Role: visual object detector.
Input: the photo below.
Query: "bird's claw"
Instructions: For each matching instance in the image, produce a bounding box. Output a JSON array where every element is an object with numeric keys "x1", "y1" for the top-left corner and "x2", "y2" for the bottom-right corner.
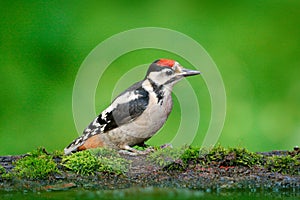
[{"x1": 118, "y1": 146, "x2": 154, "y2": 156}]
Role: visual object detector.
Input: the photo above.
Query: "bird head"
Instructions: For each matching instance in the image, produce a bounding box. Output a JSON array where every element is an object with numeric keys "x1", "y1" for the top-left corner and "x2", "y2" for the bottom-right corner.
[{"x1": 145, "y1": 59, "x2": 200, "y2": 86}]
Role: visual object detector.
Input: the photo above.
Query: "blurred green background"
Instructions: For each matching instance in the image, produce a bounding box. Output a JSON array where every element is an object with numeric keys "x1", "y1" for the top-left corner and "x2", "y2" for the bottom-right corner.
[{"x1": 0, "y1": 1, "x2": 299, "y2": 155}]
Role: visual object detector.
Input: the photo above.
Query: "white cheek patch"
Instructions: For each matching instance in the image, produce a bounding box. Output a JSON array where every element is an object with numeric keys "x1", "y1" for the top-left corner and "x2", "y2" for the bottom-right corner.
[{"x1": 148, "y1": 69, "x2": 174, "y2": 85}]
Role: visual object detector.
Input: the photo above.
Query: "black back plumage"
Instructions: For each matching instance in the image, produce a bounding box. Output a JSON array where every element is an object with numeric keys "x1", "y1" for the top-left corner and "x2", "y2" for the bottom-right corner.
[
  {"x1": 96, "y1": 84, "x2": 149, "y2": 132},
  {"x1": 65, "y1": 80, "x2": 150, "y2": 151}
]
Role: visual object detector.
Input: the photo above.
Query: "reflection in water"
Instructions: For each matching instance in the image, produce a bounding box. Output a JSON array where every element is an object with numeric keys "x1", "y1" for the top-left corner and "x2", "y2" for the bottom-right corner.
[{"x1": 1, "y1": 187, "x2": 299, "y2": 200}]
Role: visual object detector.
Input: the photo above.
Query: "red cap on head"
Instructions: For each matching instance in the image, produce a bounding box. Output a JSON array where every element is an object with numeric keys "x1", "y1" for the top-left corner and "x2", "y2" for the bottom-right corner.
[{"x1": 155, "y1": 59, "x2": 175, "y2": 67}]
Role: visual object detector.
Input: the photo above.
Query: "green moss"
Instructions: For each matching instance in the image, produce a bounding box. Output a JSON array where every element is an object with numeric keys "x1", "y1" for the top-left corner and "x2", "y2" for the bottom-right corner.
[
  {"x1": 146, "y1": 146, "x2": 186, "y2": 167},
  {"x1": 90, "y1": 147, "x2": 120, "y2": 157},
  {"x1": 2, "y1": 144, "x2": 299, "y2": 182},
  {"x1": 62, "y1": 148, "x2": 130, "y2": 175},
  {"x1": 204, "y1": 145, "x2": 228, "y2": 164},
  {"x1": 0, "y1": 165, "x2": 5, "y2": 174},
  {"x1": 147, "y1": 145, "x2": 265, "y2": 170},
  {"x1": 0, "y1": 164, "x2": 12, "y2": 180},
  {"x1": 62, "y1": 150, "x2": 99, "y2": 175},
  {"x1": 228, "y1": 147, "x2": 263, "y2": 166},
  {"x1": 180, "y1": 146, "x2": 201, "y2": 164},
  {"x1": 13, "y1": 147, "x2": 59, "y2": 179},
  {"x1": 51, "y1": 150, "x2": 64, "y2": 157},
  {"x1": 265, "y1": 154, "x2": 300, "y2": 175},
  {"x1": 173, "y1": 145, "x2": 299, "y2": 174},
  {"x1": 1, "y1": 172, "x2": 13, "y2": 180},
  {"x1": 203, "y1": 145, "x2": 263, "y2": 167}
]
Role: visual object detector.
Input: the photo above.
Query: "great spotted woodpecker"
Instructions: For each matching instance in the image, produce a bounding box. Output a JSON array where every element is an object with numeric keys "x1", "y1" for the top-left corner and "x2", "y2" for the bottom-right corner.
[{"x1": 64, "y1": 59, "x2": 200, "y2": 155}]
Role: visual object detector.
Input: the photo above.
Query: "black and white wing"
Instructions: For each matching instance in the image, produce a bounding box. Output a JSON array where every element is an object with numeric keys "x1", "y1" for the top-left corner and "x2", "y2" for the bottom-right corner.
[{"x1": 64, "y1": 81, "x2": 149, "y2": 154}]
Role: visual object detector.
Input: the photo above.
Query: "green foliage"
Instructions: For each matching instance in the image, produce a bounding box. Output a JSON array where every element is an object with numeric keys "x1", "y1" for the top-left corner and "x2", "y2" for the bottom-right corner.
[
  {"x1": 265, "y1": 155, "x2": 300, "y2": 175},
  {"x1": 147, "y1": 146, "x2": 186, "y2": 168},
  {"x1": 0, "y1": 165, "x2": 5, "y2": 174},
  {"x1": 62, "y1": 150, "x2": 99, "y2": 175},
  {"x1": 92, "y1": 148, "x2": 131, "y2": 174},
  {"x1": 0, "y1": 164, "x2": 12, "y2": 180},
  {"x1": 227, "y1": 147, "x2": 263, "y2": 166},
  {"x1": 90, "y1": 147, "x2": 119, "y2": 157},
  {"x1": 62, "y1": 148, "x2": 130, "y2": 175},
  {"x1": 2, "y1": 145, "x2": 299, "y2": 182},
  {"x1": 180, "y1": 146, "x2": 201, "y2": 164},
  {"x1": 203, "y1": 145, "x2": 263, "y2": 167},
  {"x1": 153, "y1": 145, "x2": 299, "y2": 175},
  {"x1": 204, "y1": 145, "x2": 228, "y2": 164},
  {"x1": 230, "y1": 147, "x2": 260, "y2": 166},
  {"x1": 13, "y1": 147, "x2": 59, "y2": 179},
  {"x1": 147, "y1": 145, "x2": 266, "y2": 170},
  {"x1": 146, "y1": 146, "x2": 202, "y2": 170},
  {"x1": 51, "y1": 150, "x2": 65, "y2": 157}
]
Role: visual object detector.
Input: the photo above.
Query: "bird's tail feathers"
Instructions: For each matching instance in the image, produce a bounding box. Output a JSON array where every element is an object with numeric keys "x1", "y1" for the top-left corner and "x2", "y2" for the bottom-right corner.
[{"x1": 64, "y1": 134, "x2": 106, "y2": 155}]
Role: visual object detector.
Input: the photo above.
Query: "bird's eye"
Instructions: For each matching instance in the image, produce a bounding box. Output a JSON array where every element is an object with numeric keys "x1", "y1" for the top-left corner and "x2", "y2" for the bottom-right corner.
[{"x1": 166, "y1": 70, "x2": 173, "y2": 76}]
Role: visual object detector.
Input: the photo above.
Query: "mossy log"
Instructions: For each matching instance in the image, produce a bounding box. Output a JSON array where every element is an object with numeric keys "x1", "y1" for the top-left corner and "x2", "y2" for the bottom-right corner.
[{"x1": 0, "y1": 146, "x2": 299, "y2": 192}]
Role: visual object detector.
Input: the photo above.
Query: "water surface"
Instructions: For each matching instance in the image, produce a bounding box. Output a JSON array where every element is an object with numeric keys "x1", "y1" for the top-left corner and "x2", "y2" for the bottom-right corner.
[{"x1": 1, "y1": 187, "x2": 299, "y2": 200}]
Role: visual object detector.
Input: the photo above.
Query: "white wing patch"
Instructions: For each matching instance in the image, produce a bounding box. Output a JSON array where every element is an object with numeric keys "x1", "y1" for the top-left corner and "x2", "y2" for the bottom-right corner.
[{"x1": 100, "y1": 90, "x2": 141, "y2": 121}]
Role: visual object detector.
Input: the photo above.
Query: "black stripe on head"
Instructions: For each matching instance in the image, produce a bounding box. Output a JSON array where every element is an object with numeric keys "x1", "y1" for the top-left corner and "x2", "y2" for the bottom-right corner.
[
  {"x1": 145, "y1": 62, "x2": 164, "y2": 77},
  {"x1": 145, "y1": 63, "x2": 168, "y2": 77}
]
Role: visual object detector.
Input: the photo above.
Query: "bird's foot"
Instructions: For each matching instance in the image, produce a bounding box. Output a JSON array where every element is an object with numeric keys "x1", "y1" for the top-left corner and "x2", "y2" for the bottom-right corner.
[
  {"x1": 144, "y1": 146, "x2": 155, "y2": 153},
  {"x1": 118, "y1": 144, "x2": 154, "y2": 156},
  {"x1": 118, "y1": 150, "x2": 139, "y2": 156},
  {"x1": 160, "y1": 143, "x2": 173, "y2": 149}
]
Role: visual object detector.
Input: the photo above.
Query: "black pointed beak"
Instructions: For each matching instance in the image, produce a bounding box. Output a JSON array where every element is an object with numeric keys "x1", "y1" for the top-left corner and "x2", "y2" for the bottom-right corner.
[{"x1": 181, "y1": 68, "x2": 201, "y2": 77}]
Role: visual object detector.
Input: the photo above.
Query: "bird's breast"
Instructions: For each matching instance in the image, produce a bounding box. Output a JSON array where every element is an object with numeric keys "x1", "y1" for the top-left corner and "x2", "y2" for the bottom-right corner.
[
  {"x1": 127, "y1": 90, "x2": 172, "y2": 137},
  {"x1": 108, "y1": 90, "x2": 173, "y2": 142}
]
